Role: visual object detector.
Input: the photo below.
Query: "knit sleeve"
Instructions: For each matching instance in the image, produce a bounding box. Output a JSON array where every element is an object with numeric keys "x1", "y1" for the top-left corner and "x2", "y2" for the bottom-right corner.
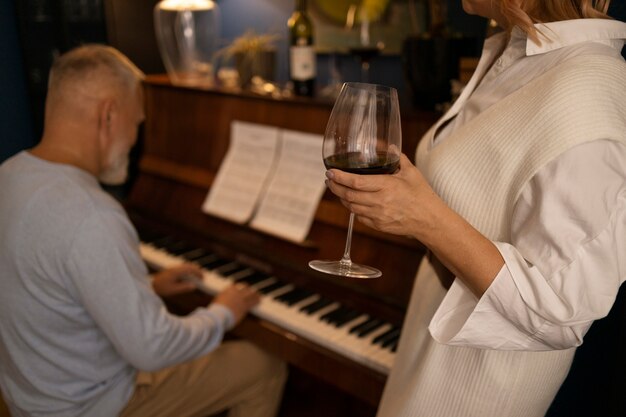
[
  {"x1": 428, "y1": 139, "x2": 626, "y2": 350},
  {"x1": 66, "y1": 207, "x2": 229, "y2": 370}
]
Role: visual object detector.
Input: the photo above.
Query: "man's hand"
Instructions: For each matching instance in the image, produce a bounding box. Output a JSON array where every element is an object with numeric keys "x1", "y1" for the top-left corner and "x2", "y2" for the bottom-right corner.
[
  {"x1": 151, "y1": 264, "x2": 202, "y2": 297},
  {"x1": 212, "y1": 284, "x2": 260, "y2": 327}
]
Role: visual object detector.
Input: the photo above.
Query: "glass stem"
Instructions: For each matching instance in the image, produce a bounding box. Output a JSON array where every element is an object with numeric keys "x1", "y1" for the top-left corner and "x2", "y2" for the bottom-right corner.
[{"x1": 340, "y1": 213, "x2": 356, "y2": 266}]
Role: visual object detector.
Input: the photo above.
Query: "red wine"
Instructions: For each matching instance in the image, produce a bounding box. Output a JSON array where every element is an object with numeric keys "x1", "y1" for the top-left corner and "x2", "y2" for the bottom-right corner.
[{"x1": 324, "y1": 152, "x2": 399, "y2": 175}]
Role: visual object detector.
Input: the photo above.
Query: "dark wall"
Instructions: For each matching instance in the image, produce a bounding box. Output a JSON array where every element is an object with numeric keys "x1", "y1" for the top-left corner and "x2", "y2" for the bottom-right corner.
[
  {"x1": 1, "y1": 1, "x2": 624, "y2": 163},
  {"x1": 1, "y1": 0, "x2": 35, "y2": 162},
  {"x1": 104, "y1": 0, "x2": 163, "y2": 74}
]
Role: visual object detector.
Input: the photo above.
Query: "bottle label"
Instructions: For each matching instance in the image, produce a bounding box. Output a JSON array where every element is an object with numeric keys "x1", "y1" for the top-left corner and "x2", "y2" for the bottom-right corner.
[{"x1": 290, "y1": 45, "x2": 316, "y2": 81}]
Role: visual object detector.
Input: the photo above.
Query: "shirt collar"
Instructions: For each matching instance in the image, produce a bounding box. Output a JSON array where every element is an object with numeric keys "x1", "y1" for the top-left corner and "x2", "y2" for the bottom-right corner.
[{"x1": 523, "y1": 19, "x2": 626, "y2": 56}]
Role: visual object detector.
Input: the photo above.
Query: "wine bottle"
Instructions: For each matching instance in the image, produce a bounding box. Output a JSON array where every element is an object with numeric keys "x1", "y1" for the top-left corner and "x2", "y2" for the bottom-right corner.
[{"x1": 288, "y1": 0, "x2": 316, "y2": 97}]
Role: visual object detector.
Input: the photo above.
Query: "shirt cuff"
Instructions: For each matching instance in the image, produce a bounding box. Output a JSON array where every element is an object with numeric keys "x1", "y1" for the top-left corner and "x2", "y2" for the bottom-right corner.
[
  {"x1": 429, "y1": 243, "x2": 578, "y2": 350},
  {"x1": 207, "y1": 303, "x2": 236, "y2": 331}
]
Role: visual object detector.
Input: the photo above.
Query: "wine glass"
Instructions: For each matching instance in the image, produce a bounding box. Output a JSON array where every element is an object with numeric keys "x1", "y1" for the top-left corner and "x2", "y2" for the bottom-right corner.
[{"x1": 309, "y1": 82, "x2": 401, "y2": 279}]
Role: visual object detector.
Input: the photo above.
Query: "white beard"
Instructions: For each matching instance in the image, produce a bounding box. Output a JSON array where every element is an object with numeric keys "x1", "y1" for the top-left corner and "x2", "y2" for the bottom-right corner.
[{"x1": 98, "y1": 148, "x2": 129, "y2": 185}]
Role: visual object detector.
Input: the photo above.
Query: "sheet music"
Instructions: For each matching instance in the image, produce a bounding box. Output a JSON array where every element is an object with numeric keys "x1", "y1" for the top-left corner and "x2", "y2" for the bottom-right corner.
[
  {"x1": 250, "y1": 129, "x2": 326, "y2": 242},
  {"x1": 201, "y1": 121, "x2": 279, "y2": 224}
]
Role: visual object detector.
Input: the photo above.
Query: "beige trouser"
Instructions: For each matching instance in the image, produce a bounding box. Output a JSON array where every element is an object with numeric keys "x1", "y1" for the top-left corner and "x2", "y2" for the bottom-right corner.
[{"x1": 119, "y1": 340, "x2": 287, "y2": 417}]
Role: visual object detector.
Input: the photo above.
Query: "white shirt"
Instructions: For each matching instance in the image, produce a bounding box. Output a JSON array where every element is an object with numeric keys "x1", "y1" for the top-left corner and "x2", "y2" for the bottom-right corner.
[{"x1": 428, "y1": 19, "x2": 626, "y2": 350}]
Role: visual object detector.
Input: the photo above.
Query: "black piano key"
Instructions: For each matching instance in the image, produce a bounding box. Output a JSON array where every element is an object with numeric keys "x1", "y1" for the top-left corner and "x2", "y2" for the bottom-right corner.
[
  {"x1": 327, "y1": 307, "x2": 358, "y2": 326},
  {"x1": 235, "y1": 271, "x2": 270, "y2": 285},
  {"x1": 199, "y1": 257, "x2": 231, "y2": 270},
  {"x1": 181, "y1": 248, "x2": 210, "y2": 261},
  {"x1": 349, "y1": 317, "x2": 375, "y2": 334},
  {"x1": 382, "y1": 334, "x2": 400, "y2": 349},
  {"x1": 275, "y1": 288, "x2": 314, "y2": 306},
  {"x1": 216, "y1": 262, "x2": 247, "y2": 277},
  {"x1": 358, "y1": 322, "x2": 387, "y2": 338},
  {"x1": 320, "y1": 305, "x2": 349, "y2": 323},
  {"x1": 372, "y1": 327, "x2": 401, "y2": 346},
  {"x1": 333, "y1": 309, "x2": 362, "y2": 328},
  {"x1": 232, "y1": 269, "x2": 255, "y2": 280},
  {"x1": 288, "y1": 290, "x2": 315, "y2": 306},
  {"x1": 354, "y1": 319, "x2": 386, "y2": 338},
  {"x1": 164, "y1": 241, "x2": 193, "y2": 255},
  {"x1": 299, "y1": 297, "x2": 332, "y2": 314},
  {"x1": 257, "y1": 280, "x2": 287, "y2": 295},
  {"x1": 151, "y1": 236, "x2": 178, "y2": 249},
  {"x1": 194, "y1": 254, "x2": 218, "y2": 267}
]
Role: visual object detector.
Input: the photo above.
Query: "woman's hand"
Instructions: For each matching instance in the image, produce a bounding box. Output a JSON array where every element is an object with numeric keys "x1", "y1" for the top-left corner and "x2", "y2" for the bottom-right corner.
[
  {"x1": 326, "y1": 152, "x2": 504, "y2": 296},
  {"x1": 151, "y1": 264, "x2": 201, "y2": 297},
  {"x1": 325, "y1": 153, "x2": 442, "y2": 240}
]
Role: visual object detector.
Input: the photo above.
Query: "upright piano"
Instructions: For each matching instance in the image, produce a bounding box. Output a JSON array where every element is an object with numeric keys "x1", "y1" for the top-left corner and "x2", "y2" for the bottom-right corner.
[{"x1": 125, "y1": 76, "x2": 439, "y2": 413}]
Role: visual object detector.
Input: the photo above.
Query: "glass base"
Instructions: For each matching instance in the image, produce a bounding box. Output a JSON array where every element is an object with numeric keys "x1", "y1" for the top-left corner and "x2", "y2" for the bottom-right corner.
[{"x1": 308, "y1": 259, "x2": 382, "y2": 279}]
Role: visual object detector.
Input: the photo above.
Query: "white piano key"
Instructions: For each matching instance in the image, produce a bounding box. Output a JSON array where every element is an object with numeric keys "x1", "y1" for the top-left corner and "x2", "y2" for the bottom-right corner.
[{"x1": 140, "y1": 242, "x2": 395, "y2": 374}]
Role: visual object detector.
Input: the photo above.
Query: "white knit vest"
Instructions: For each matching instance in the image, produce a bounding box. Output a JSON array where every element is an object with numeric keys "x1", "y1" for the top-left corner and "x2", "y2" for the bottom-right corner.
[{"x1": 416, "y1": 54, "x2": 626, "y2": 242}]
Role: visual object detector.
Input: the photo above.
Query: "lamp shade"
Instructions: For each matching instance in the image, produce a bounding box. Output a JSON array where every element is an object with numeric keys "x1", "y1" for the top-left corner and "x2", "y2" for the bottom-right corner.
[{"x1": 154, "y1": 0, "x2": 220, "y2": 87}]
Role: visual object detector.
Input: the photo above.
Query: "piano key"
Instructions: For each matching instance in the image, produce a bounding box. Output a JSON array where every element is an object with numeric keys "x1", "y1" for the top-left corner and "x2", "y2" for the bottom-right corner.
[
  {"x1": 139, "y1": 241, "x2": 397, "y2": 375},
  {"x1": 257, "y1": 280, "x2": 287, "y2": 295},
  {"x1": 333, "y1": 309, "x2": 362, "y2": 327},
  {"x1": 349, "y1": 317, "x2": 376, "y2": 334},
  {"x1": 299, "y1": 297, "x2": 333, "y2": 314},
  {"x1": 373, "y1": 327, "x2": 401, "y2": 346},
  {"x1": 235, "y1": 271, "x2": 271, "y2": 285},
  {"x1": 193, "y1": 254, "x2": 219, "y2": 267},
  {"x1": 215, "y1": 262, "x2": 248, "y2": 277},
  {"x1": 163, "y1": 241, "x2": 194, "y2": 255},
  {"x1": 355, "y1": 319, "x2": 386, "y2": 338},
  {"x1": 180, "y1": 248, "x2": 210, "y2": 261},
  {"x1": 382, "y1": 334, "x2": 400, "y2": 349},
  {"x1": 320, "y1": 305, "x2": 347, "y2": 323},
  {"x1": 151, "y1": 236, "x2": 179, "y2": 249},
  {"x1": 199, "y1": 257, "x2": 231, "y2": 270},
  {"x1": 274, "y1": 288, "x2": 315, "y2": 306}
]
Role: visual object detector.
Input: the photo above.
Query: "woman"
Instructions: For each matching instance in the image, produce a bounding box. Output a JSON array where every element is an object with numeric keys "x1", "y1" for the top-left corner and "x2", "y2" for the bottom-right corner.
[{"x1": 325, "y1": 1, "x2": 626, "y2": 416}]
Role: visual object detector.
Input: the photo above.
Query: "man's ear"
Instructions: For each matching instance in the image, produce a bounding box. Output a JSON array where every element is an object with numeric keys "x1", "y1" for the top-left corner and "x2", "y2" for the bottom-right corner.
[{"x1": 98, "y1": 98, "x2": 116, "y2": 148}]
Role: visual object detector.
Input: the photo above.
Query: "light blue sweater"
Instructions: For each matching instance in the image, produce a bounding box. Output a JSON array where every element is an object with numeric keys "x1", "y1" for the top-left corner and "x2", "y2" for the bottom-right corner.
[{"x1": 0, "y1": 152, "x2": 231, "y2": 417}]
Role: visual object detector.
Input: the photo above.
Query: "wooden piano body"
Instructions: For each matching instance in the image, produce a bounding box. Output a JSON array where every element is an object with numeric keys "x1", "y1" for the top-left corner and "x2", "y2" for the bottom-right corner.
[{"x1": 126, "y1": 76, "x2": 438, "y2": 413}]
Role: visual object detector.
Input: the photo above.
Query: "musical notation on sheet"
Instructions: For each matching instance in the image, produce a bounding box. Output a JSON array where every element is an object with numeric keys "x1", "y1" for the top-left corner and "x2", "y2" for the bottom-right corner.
[{"x1": 202, "y1": 121, "x2": 326, "y2": 243}]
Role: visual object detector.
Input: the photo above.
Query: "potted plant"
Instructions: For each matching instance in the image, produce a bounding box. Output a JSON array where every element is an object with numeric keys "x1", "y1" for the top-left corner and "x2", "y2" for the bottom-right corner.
[{"x1": 215, "y1": 30, "x2": 278, "y2": 88}]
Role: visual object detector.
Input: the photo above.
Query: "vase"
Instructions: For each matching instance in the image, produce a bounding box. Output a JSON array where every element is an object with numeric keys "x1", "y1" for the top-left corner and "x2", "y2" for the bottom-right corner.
[{"x1": 154, "y1": 0, "x2": 220, "y2": 87}]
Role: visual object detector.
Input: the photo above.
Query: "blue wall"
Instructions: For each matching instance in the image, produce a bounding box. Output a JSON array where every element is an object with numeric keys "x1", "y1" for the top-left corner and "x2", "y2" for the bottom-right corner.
[
  {"x1": 216, "y1": 0, "x2": 484, "y2": 106},
  {"x1": 2, "y1": 0, "x2": 625, "y2": 163},
  {"x1": 219, "y1": 0, "x2": 292, "y2": 83}
]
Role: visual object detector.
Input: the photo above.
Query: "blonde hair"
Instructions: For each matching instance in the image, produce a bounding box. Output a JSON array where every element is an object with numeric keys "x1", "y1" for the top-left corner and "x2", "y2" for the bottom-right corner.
[
  {"x1": 498, "y1": 0, "x2": 612, "y2": 43},
  {"x1": 48, "y1": 44, "x2": 145, "y2": 103}
]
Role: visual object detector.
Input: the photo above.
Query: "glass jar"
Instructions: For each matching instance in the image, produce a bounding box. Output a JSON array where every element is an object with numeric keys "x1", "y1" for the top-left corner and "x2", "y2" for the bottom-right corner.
[{"x1": 154, "y1": 0, "x2": 220, "y2": 87}]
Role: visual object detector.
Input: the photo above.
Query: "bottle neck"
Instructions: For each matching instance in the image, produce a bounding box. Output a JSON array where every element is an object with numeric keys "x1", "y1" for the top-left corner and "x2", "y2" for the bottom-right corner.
[{"x1": 295, "y1": 0, "x2": 307, "y2": 12}]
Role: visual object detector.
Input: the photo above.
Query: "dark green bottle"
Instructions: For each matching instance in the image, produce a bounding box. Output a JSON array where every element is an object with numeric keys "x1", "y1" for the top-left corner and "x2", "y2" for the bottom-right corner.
[{"x1": 288, "y1": 0, "x2": 316, "y2": 97}]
